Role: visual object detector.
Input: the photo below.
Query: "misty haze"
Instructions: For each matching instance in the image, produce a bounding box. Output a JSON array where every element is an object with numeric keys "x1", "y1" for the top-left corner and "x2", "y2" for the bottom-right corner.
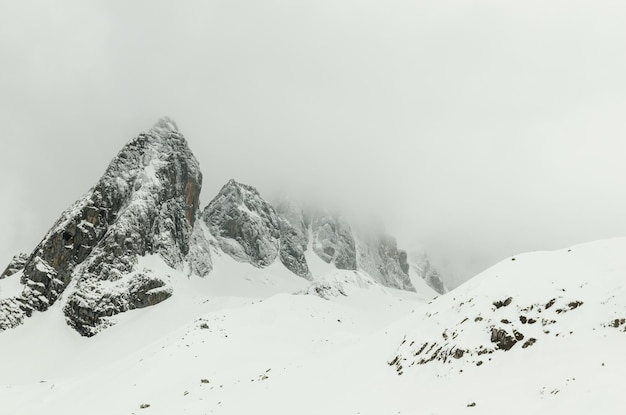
[{"x1": 1, "y1": 1, "x2": 625, "y2": 414}]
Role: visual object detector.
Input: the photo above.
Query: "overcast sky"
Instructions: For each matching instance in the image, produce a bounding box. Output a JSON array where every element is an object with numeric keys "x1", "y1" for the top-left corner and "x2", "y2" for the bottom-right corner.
[{"x1": 1, "y1": 0, "x2": 625, "y2": 287}]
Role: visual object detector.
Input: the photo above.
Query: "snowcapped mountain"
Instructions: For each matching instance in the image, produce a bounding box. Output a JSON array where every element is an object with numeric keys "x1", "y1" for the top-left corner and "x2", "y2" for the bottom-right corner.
[
  {"x1": 0, "y1": 118, "x2": 211, "y2": 336},
  {"x1": 4, "y1": 119, "x2": 621, "y2": 414},
  {"x1": 0, "y1": 118, "x2": 439, "y2": 337}
]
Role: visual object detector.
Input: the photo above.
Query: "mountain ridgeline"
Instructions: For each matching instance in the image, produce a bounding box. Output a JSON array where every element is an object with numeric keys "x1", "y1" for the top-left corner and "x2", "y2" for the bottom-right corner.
[{"x1": 0, "y1": 118, "x2": 444, "y2": 336}]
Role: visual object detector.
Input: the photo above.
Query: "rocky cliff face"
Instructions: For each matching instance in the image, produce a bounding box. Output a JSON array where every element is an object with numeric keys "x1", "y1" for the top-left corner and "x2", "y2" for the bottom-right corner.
[
  {"x1": 0, "y1": 118, "x2": 211, "y2": 336},
  {"x1": 355, "y1": 232, "x2": 413, "y2": 292},
  {"x1": 274, "y1": 201, "x2": 311, "y2": 280},
  {"x1": 310, "y1": 213, "x2": 358, "y2": 270},
  {"x1": 202, "y1": 180, "x2": 281, "y2": 267},
  {"x1": 276, "y1": 203, "x2": 415, "y2": 292},
  {"x1": 202, "y1": 180, "x2": 311, "y2": 279}
]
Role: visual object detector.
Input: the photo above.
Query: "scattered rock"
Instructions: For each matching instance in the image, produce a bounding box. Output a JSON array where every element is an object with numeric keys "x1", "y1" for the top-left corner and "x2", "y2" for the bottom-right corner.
[
  {"x1": 490, "y1": 327, "x2": 517, "y2": 351},
  {"x1": 493, "y1": 297, "x2": 513, "y2": 309},
  {"x1": 568, "y1": 301, "x2": 583, "y2": 310}
]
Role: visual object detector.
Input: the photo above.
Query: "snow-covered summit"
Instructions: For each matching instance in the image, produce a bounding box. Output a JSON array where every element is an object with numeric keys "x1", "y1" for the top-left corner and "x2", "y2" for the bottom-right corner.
[{"x1": 149, "y1": 116, "x2": 179, "y2": 134}]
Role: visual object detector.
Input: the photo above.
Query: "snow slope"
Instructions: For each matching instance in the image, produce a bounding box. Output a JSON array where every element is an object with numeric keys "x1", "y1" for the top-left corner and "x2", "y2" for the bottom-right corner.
[
  {"x1": 388, "y1": 237, "x2": 626, "y2": 413},
  {"x1": 1, "y1": 238, "x2": 626, "y2": 414},
  {"x1": 0, "y1": 249, "x2": 433, "y2": 415}
]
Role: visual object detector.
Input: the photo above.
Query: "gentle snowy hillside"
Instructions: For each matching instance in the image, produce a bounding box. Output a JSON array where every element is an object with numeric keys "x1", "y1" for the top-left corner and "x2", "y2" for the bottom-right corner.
[
  {"x1": 2, "y1": 238, "x2": 626, "y2": 414},
  {"x1": 0, "y1": 250, "x2": 434, "y2": 415},
  {"x1": 388, "y1": 237, "x2": 626, "y2": 413}
]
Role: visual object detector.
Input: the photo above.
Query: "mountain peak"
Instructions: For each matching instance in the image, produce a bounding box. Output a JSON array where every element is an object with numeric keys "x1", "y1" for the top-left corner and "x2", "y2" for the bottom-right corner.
[
  {"x1": 149, "y1": 116, "x2": 179, "y2": 135},
  {"x1": 0, "y1": 119, "x2": 208, "y2": 336},
  {"x1": 221, "y1": 178, "x2": 259, "y2": 195}
]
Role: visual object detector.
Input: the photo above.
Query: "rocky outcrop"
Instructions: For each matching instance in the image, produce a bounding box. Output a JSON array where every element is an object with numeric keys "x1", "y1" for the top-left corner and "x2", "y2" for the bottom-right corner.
[
  {"x1": 296, "y1": 281, "x2": 347, "y2": 300},
  {"x1": 0, "y1": 118, "x2": 211, "y2": 336}
]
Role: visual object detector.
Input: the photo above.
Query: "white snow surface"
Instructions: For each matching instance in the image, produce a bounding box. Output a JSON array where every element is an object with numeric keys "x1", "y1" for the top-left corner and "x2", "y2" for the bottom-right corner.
[
  {"x1": 1, "y1": 238, "x2": 626, "y2": 414},
  {"x1": 0, "y1": 271, "x2": 24, "y2": 300}
]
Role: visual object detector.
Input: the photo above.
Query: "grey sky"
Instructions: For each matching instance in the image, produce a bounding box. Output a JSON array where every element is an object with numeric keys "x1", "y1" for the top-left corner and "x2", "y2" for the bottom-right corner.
[{"x1": 1, "y1": 0, "x2": 625, "y2": 287}]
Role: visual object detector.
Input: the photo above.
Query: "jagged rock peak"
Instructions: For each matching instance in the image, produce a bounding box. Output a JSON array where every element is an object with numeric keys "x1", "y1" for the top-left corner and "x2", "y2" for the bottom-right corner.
[
  {"x1": 202, "y1": 180, "x2": 312, "y2": 278},
  {"x1": 0, "y1": 118, "x2": 210, "y2": 336},
  {"x1": 202, "y1": 179, "x2": 281, "y2": 268},
  {"x1": 150, "y1": 116, "x2": 179, "y2": 134}
]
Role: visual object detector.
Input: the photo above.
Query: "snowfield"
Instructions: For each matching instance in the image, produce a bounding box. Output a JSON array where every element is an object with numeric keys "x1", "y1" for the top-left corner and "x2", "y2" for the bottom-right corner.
[{"x1": 1, "y1": 238, "x2": 626, "y2": 414}]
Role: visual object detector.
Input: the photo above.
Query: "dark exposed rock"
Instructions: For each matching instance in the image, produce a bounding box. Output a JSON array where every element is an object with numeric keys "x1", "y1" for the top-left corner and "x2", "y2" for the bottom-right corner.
[
  {"x1": 493, "y1": 297, "x2": 513, "y2": 309},
  {"x1": 490, "y1": 327, "x2": 517, "y2": 351},
  {"x1": 522, "y1": 338, "x2": 537, "y2": 348},
  {"x1": 568, "y1": 300, "x2": 583, "y2": 310},
  {"x1": 453, "y1": 348, "x2": 465, "y2": 359},
  {"x1": 65, "y1": 271, "x2": 173, "y2": 336}
]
